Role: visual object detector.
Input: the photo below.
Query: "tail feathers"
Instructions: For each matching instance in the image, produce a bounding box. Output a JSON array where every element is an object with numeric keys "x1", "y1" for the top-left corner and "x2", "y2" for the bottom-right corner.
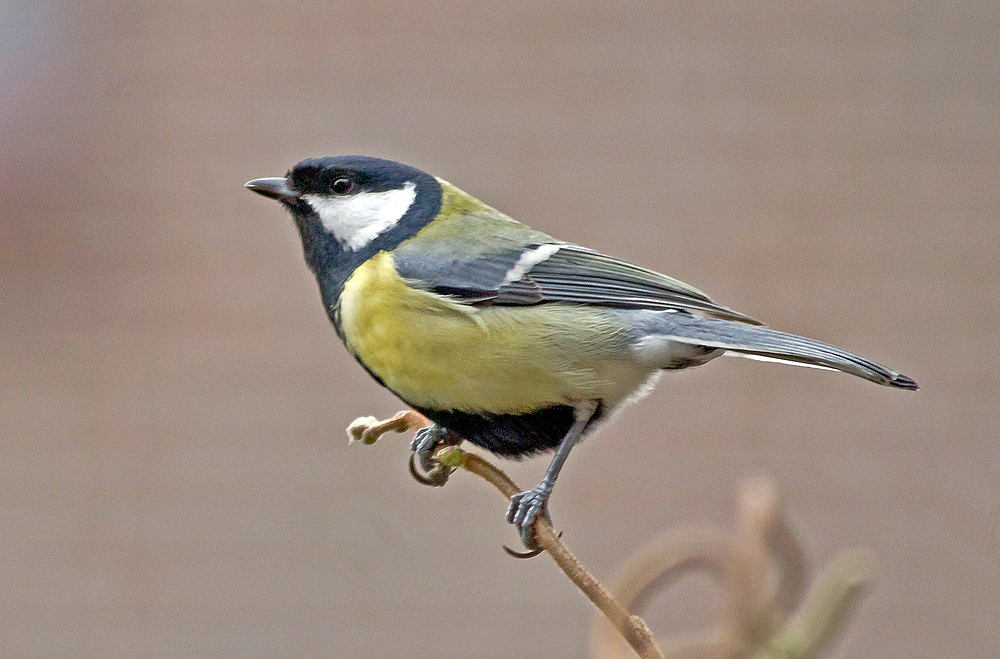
[{"x1": 661, "y1": 315, "x2": 919, "y2": 390}]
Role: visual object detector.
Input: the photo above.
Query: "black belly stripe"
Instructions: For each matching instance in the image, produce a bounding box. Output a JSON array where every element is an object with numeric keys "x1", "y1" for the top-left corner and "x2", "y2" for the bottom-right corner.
[
  {"x1": 412, "y1": 402, "x2": 605, "y2": 459},
  {"x1": 413, "y1": 405, "x2": 574, "y2": 458}
]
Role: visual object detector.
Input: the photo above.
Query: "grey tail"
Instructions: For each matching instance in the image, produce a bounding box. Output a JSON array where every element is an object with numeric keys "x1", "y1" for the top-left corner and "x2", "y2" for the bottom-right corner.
[{"x1": 661, "y1": 314, "x2": 919, "y2": 390}]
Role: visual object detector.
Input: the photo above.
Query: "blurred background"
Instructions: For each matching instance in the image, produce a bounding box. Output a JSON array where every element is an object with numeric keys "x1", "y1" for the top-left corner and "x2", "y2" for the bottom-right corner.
[{"x1": 2, "y1": 1, "x2": 997, "y2": 657}]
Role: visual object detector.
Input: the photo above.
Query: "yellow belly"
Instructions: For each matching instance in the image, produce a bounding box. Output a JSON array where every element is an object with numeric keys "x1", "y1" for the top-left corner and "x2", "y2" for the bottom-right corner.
[{"x1": 338, "y1": 252, "x2": 637, "y2": 413}]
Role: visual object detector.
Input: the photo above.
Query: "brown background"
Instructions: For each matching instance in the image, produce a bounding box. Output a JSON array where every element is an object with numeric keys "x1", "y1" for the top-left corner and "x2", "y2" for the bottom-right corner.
[{"x1": 2, "y1": 2, "x2": 998, "y2": 657}]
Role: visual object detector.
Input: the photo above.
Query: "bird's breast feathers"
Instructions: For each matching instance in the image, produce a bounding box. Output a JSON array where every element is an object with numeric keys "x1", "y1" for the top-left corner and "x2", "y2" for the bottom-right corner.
[{"x1": 336, "y1": 251, "x2": 651, "y2": 413}]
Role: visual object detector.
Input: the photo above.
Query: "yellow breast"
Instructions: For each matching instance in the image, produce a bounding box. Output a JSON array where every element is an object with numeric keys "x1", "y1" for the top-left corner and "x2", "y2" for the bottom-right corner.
[{"x1": 337, "y1": 252, "x2": 634, "y2": 413}]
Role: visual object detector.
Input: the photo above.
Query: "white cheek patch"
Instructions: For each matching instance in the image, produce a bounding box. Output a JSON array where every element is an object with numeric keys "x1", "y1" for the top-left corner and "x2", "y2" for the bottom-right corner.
[{"x1": 302, "y1": 181, "x2": 417, "y2": 251}]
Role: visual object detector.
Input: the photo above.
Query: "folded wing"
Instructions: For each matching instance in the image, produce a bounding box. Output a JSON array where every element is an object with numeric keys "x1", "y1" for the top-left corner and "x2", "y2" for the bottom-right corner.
[{"x1": 393, "y1": 242, "x2": 761, "y2": 324}]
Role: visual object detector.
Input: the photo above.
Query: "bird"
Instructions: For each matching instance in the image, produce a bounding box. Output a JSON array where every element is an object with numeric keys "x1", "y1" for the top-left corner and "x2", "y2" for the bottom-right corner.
[{"x1": 246, "y1": 155, "x2": 918, "y2": 549}]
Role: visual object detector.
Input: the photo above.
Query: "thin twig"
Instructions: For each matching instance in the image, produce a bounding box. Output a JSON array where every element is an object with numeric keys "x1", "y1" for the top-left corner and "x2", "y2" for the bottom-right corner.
[{"x1": 440, "y1": 447, "x2": 665, "y2": 659}]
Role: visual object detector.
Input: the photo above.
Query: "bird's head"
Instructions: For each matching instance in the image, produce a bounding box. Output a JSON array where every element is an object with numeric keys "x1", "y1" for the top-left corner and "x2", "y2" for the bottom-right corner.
[{"x1": 246, "y1": 156, "x2": 442, "y2": 263}]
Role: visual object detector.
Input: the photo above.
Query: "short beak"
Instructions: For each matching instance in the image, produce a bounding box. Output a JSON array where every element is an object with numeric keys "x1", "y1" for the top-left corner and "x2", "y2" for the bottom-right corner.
[{"x1": 245, "y1": 177, "x2": 300, "y2": 202}]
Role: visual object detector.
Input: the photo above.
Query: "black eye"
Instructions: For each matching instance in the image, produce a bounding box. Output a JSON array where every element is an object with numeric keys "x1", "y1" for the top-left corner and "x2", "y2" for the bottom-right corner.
[{"x1": 331, "y1": 177, "x2": 354, "y2": 194}]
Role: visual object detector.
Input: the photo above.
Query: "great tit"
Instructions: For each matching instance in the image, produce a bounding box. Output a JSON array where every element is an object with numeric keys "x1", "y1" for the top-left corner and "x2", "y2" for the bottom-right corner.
[{"x1": 246, "y1": 155, "x2": 918, "y2": 548}]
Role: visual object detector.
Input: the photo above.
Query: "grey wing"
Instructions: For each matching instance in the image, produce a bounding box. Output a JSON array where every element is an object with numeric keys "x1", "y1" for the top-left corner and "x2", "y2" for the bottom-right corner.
[{"x1": 393, "y1": 243, "x2": 762, "y2": 325}]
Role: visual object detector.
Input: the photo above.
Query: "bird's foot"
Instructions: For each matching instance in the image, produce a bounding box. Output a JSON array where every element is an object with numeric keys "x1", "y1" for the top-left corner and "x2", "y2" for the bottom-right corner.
[
  {"x1": 506, "y1": 484, "x2": 553, "y2": 550},
  {"x1": 408, "y1": 424, "x2": 460, "y2": 487}
]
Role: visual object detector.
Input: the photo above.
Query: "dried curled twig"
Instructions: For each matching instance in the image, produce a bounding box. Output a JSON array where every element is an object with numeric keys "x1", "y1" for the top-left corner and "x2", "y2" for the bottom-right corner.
[
  {"x1": 590, "y1": 479, "x2": 872, "y2": 659},
  {"x1": 348, "y1": 412, "x2": 872, "y2": 659}
]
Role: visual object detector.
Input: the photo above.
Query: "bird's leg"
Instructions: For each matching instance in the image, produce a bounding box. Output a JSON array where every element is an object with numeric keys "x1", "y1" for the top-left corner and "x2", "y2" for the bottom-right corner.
[
  {"x1": 506, "y1": 401, "x2": 599, "y2": 549},
  {"x1": 409, "y1": 423, "x2": 461, "y2": 487}
]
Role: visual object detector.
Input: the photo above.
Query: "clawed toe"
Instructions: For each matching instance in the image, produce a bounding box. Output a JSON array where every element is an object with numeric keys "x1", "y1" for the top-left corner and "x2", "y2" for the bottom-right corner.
[
  {"x1": 408, "y1": 425, "x2": 459, "y2": 487},
  {"x1": 408, "y1": 452, "x2": 452, "y2": 486},
  {"x1": 506, "y1": 486, "x2": 552, "y2": 549}
]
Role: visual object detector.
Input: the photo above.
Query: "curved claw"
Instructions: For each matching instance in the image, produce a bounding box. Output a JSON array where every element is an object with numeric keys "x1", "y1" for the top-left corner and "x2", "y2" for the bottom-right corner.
[
  {"x1": 503, "y1": 531, "x2": 562, "y2": 559},
  {"x1": 408, "y1": 451, "x2": 452, "y2": 487},
  {"x1": 408, "y1": 452, "x2": 437, "y2": 485},
  {"x1": 503, "y1": 544, "x2": 546, "y2": 559}
]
